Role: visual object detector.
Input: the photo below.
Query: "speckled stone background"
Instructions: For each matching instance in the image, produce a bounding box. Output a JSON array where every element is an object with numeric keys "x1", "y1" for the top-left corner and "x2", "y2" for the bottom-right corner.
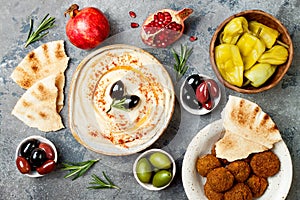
[{"x1": 1, "y1": 0, "x2": 299, "y2": 199}]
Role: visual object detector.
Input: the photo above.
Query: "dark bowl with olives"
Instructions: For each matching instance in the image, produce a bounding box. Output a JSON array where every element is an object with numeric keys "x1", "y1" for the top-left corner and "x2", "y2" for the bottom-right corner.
[
  {"x1": 180, "y1": 74, "x2": 221, "y2": 115},
  {"x1": 133, "y1": 149, "x2": 176, "y2": 190},
  {"x1": 15, "y1": 135, "x2": 58, "y2": 177}
]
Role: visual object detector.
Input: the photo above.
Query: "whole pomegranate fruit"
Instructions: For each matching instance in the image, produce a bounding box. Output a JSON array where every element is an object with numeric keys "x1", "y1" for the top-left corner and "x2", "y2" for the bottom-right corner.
[
  {"x1": 141, "y1": 8, "x2": 193, "y2": 48},
  {"x1": 64, "y1": 4, "x2": 110, "y2": 50}
]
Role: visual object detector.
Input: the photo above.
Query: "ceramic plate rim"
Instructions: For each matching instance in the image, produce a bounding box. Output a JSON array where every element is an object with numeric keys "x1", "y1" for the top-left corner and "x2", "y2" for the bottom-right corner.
[
  {"x1": 182, "y1": 119, "x2": 293, "y2": 200},
  {"x1": 68, "y1": 44, "x2": 175, "y2": 156}
]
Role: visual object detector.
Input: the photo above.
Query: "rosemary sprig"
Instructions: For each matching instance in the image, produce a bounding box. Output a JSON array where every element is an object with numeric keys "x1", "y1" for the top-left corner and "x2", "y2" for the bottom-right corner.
[
  {"x1": 171, "y1": 44, "x2": 193, "y2": 80},
  {"x1": 88, "y1": 172, "x2": 120, "y2": 189},
  {"x1": 106, "y1": 98, "x2": 128, "y2": 113},
  {"x1": 25, "y1": 14, "x2": 56, "y2": 47},
  {"x1": 61, "y1": 159, "x2": 99, "y2": 180}
]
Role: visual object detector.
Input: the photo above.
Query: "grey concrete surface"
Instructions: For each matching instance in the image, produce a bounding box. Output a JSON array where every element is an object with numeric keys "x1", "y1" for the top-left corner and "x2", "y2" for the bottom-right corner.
[{"x1": 1, "y1": 0, "x2": 299, "y2": 199}]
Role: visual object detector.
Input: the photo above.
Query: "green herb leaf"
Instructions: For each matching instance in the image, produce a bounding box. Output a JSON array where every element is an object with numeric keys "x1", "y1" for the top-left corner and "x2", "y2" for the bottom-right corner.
[
  {"x1": 25, "y1": 14, "x2": 56, "y2": 47},
  {"x1": 61, "y1": 159, "x2": 99, "y2": 181},
  {"x1": 171, "y1": 44, "x2": 193, "y2": 80},
  {"x1": 87, "y1": 172, "x2": 120, "y2": 189},
  {"x1": 106, "y1": 98, "x2": 128, "y2": 113}
]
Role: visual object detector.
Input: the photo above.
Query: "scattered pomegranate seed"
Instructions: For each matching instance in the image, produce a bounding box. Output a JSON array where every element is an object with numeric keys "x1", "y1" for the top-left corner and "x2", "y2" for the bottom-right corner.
[
  {"x1": 131, "y1": 22, "x2": 139, "y2": 28},
  {"x1": 189, "y1": 36, "x2": 198, "y2": 42},
  {"x1": 129, "y1": 11, "x2": 137, "y2": 18}
]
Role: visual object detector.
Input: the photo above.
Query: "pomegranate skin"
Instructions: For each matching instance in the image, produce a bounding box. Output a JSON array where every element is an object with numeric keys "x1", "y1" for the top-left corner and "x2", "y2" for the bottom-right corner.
[
  {"x1": 141, "y1": 8, "x2": 193, "y2": 48},
  {"x1": 65, "y1": 5, "x2": 110, "y2": 50}
]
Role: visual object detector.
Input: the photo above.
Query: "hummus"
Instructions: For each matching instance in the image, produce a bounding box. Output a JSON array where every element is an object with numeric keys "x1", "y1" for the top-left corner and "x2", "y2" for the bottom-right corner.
[{"x1": 69, "y1": 44, "x2": 175, "y2": 154}]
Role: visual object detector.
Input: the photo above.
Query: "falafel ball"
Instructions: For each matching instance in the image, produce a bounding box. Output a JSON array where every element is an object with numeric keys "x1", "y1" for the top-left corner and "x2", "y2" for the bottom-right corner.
[
  {"x1": 206, "y1": 167, "x2": 235, "y2": 193},
  {"x1": 250, "y1": 151, "x2": 280, "y2": 178},
  {"x1": 246, "y1": 174, "x2": 268, "y2": 198},
  {"x1": 204, "y1": 181, "x2": 224, "y2": 200},
  {"x1": 196, "y1": 154, "x2": 222, "y2": 177},
  {"x1": 224, "y1": 183, "x2": 252, "y2": 200},
  {"x1": 226, "y1": 160, "x2": 251, "y2": 182}
]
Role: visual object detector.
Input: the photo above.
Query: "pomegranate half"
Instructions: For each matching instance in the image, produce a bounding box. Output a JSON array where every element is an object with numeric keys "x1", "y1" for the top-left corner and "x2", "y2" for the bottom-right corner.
[
  {"x1": 64, "y1": 4, "x2": 110, "y2": 50},
  {"x1": 141, "y1": 8, "x2": 193, "y2": 48}
]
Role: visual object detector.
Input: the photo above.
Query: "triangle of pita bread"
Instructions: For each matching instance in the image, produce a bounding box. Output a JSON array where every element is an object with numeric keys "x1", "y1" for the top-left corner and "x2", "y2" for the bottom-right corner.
[
  {"x1": 222, "y1": 95, "x2": 282, "y2": 148},
  {"x1": 11, "y1": 40, "x2": 69, "y2": 89},
  {"x1": 55, "y1": 72, "x2": 65, "y2": 113},
  {"x1": 12, "y1": 73, "x2": 64, "y2": 132},
  {"x1": 216, "y1": 95, "x2": 282, "y2": 161},
  {"x1": 215, "y1": 130, "x2": 268, "y2": 162}
]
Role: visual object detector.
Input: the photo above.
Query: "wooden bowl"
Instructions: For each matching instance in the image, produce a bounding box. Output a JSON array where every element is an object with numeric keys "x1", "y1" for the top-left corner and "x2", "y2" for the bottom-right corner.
[{"x1": 209, "y1": 10, "x2": 294, "y2": 93}]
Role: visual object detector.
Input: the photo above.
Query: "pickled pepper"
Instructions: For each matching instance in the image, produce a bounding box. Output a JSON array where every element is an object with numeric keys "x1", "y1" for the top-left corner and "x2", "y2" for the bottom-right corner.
[
  {"x1": 249, "y1": 21, "x2": 280, "y2": 49},
  {"x1": 221, "y1": 17, "x2": 248, "y2": 44},
  {"x1": 215, "y1": 44, "x2": 244, "y2": 87},
  {"x1": 258, "y1": 45, "x2": 288, "y2": 65},
  {"x1": 244, "y1": 63, "x2": 276, "y2": 87},
  {"x1": 237, "y1": 32, "x2": 266, "y2": 70}
]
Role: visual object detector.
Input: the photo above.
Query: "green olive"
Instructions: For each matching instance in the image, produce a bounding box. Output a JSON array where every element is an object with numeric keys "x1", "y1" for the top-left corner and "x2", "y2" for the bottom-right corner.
[
  {"x1": 149, "y1": 152, "x2": 172, "y2": 169},
  {"x1": 152, "y1": 170, "x2": 173, "y2": 187},
  {"x1": 136, "y1": 158, "x2": 152, "y2": 183}
]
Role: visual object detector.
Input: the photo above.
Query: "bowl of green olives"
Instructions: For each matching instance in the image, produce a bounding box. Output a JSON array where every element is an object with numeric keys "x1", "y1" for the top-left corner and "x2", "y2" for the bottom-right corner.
[
  {"x1": 133, "y1": 149, "x2": 176, "y2": 190},
  {"x1": 15, "y1": 135, "x2": 58, "y2": 177}
]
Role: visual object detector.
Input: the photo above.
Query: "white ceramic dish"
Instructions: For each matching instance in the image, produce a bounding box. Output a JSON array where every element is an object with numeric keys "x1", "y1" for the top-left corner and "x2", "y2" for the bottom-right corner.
[
  {"x1": 180, "y1": 74, "x2": 221, "y2": 115},
  {"x1": 182, "y1": 119, "x2": 293, "y2": 200},
  {"x1": 69, "y1": 44, "x2": 175, "y2": 156},
  {"x1": 133, "y1": 149, "x2": 176, "y2": 190},
  {"x1": 15, "y1": 135, "x2": 58, "y2": 178}
]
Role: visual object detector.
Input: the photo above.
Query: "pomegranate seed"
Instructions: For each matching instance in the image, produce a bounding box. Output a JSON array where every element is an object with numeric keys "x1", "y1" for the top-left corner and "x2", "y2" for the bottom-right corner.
[
  {"x1": 129, "y1": 11, "x2": 136, "y2": 18},
  {"x1": 131, "y1": 22, "x2": 139, "y2": 28},
  {"x1": 189, "y1": 36, "x2": 198, "y2": 42}
]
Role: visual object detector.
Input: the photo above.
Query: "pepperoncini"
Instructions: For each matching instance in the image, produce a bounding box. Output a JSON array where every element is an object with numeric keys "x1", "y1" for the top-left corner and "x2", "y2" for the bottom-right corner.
[
  {"x1": 220, "y1": 17, "x2": 249, "y2": 44},
  {"x1": 237, "y1": 32, "x2": 266, "y2": 70},
  {"x1": 244, "y1": 63, "x2": 276, "y2": 87},
  {"x1": 249, "y1": 21, "x2": 280, "y2": 49},
  {"x1": 215, "y1": 44, "x2": 244, "y2": 87},
  {"x1": 258, "y1": 45, "x2": 288, "y2": 65}
]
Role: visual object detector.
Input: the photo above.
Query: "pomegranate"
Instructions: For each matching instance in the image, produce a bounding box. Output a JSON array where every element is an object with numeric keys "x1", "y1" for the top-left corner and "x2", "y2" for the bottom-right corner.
[
  {"x1": 64, "y1": 4, "x2": 110, "y2": 50},
  {"x1": 141, "y1": 8, "x2": 193, "y2": 48}
]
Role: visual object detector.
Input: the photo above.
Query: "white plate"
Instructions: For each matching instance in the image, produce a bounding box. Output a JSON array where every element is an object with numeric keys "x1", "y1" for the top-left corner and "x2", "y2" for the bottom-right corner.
[
  {"x1": 69, "y1": 44, "x2": 175, "y2": 156},
  {"x1": 182, "y1": 119, "x2": 293, "y2": 200}
]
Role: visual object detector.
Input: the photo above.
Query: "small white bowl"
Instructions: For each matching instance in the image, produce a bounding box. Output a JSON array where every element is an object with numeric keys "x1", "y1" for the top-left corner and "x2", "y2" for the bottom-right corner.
[
  {"x1": 180, "y1": 74, "x2": 221, "y2": 115},
  {"x1": 15, "y1": 135, "x2": 58, "y2": 178},
  {"x1": 133, "y1": 149, "x2": 176, "y2": 190}
]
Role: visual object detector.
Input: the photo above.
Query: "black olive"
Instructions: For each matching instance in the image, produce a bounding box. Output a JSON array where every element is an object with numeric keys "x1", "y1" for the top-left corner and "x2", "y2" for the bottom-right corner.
[
  {"x1": 185, "y1": 74, "x2": 203, "y2": 91},
  {"x1": 20, "y1": 139, "x2": 40, "y2": 159},
  {"x1": 30, "y1": 148, "x2": 47, "y2": 168},
  {"x1": 124, "y1": 95, "x2": 140, "y2": 109},
  {"x1": 110, "y1": 80, "x2": 124, "y2": 99},
  {"x1": 182, "y1": 92, "x2": 202, "y2": 109}
]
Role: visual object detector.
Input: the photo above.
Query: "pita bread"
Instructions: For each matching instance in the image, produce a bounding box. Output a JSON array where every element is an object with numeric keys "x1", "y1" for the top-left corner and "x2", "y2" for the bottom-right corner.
[
  {"x1": 222, "y1": 95, "x2": 282, "y2": 148},
  {"x1": 12, "y1": 73, "x2": 64, "y2": 132},
  {"x1": 11, "y1": 40, "x2": 69, "y2": 89},
  {"x1": 215, "y1": 130, "x2": 268, "y2": 162},
  {"x1": 216, "y1": 95, "x2": 282, "y2": 161},
  {"x1": 55, "y1": 72, "x2": 65, "y2": 113}
]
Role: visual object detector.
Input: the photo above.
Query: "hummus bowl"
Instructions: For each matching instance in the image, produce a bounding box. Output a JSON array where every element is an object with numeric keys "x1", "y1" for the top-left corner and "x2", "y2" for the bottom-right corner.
[{"x1": 69, "y1": 44, "x2": 175, "y2": 155}]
